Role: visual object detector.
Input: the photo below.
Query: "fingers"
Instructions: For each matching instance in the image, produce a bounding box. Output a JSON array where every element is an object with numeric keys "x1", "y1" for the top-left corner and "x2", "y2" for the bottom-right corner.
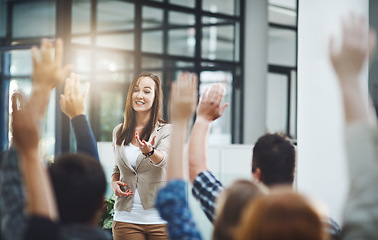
[
  {"x1": 73, "y1": 74, "x2": 80, "y2": 97},
  {"x1": 62, "y1": 64, "x2": 74, "y2": 80},
  {"x1": 150, "y1": 136, "x2": 156, "y2": 146},
  {"x1": 60, "y1": 95, "x2": 66, "y2": 111},
  {"x1": 31, "y1": 46, "x2": 38, "y2": 70},
  {"x1": 219, "y1": 103, "x2": 229, "y2": 116},
  {"x1": 54, "y1": 38, "x2": 63, "y2": 68},
  {"x1": 40, "y1": 39, "x2": 52, "y2": 63},
  {"x1": 135, "y1": 132, "x2": 144, "y2": 146}
]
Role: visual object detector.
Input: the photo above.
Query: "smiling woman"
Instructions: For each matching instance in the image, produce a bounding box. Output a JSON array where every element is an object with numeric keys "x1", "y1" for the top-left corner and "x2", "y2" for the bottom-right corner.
[{"x1": 110, "y1": 72, "x2": 171, "y2": 240}]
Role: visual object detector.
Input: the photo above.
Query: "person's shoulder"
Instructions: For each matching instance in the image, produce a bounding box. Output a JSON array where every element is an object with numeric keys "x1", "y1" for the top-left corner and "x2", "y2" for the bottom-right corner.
[{"x1": 156, "y1": 122, "x2": 172, "y2": 133}]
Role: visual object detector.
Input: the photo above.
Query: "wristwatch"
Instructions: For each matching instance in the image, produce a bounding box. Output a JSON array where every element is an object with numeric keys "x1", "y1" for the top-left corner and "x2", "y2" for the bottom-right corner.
[{"x1": 143, "y1": 147, "x2": 155, "y2": 157}]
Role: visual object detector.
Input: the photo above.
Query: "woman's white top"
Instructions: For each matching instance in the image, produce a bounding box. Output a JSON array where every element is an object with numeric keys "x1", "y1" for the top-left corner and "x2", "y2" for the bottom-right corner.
[{"x1": 113, "y1": 143, "x2": 166, "y2": 224}]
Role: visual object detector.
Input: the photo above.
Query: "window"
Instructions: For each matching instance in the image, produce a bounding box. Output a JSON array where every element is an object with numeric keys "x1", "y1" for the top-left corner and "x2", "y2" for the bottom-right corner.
[
  {"x1": 0, "y1": 0, "x2": 244, "y2": 152},
  {"x1": 267, "y1": 0, "x2": 297, "y2": 139}
]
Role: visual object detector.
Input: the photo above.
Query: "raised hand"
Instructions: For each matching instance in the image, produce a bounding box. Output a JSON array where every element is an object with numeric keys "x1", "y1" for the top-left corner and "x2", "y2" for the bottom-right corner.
[
  {"x1": 330, "y1": 14, "x2": 377, "y2": 124},
  {"x1": 110, "y1": 181, "x2": 133, "y2": 197},
  {"x1": 197, "y1": 83, "x2": 229, "y2": 123},
  {"x1": 329, "y1": 14, "x2": 376, "y2": 84},
  {"x1": 31, "y1": 38, "x2": 72, "y2": 90},
  {"x1": 170, "y1": 72, "x2": 198, "y2": 122},
  {"x1": 60, "y1": 73, "x2": 90, "y2": 119},
  {"x1": 11, "y1": 92, "x2": 39, "y2": 153}
]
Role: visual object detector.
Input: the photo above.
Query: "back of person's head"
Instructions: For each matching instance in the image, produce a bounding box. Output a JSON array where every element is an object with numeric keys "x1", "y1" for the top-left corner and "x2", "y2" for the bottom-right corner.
[
  {"x1": 252, "y1": 133, "x2": 295, "y2": 187},
  {"x1": 235, "y1": 188, "x2": 328, "y2": 240},
  {"x1": 48, "y1": 153, "x2": 106, "y2": 225},
  {"x1": 212, "y1": 180, "x2": 268, "y2": 240}
]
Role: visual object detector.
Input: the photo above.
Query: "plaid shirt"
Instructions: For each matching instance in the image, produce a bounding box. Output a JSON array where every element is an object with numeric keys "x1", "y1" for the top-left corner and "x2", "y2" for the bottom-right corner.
[
  {"x1": 191, "y1": 171, "x2": 223, "y2": 223},
  {"x1": 156, "y1": 180, "x2": 202, "y2": 240},
  {"x1": 0, "y1": 147, "x2": 27, "y2": 240}
]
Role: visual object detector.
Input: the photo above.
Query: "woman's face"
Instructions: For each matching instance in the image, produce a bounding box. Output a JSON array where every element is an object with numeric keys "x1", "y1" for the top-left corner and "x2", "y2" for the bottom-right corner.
[{"x1": 131, "y1": 76, "x2": 156, "y2": 113}]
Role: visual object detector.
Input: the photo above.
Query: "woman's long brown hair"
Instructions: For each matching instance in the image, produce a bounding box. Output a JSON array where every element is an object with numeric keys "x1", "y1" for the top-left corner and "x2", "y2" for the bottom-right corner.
[{"x1": 116, "y1": 72, "x2": 166, "y2": 146}]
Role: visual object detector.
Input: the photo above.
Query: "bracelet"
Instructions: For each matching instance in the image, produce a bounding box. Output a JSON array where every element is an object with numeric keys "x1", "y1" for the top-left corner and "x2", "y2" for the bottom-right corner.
[{"x1": 143, "y1": 147, "x2": 155, "y2": 157}]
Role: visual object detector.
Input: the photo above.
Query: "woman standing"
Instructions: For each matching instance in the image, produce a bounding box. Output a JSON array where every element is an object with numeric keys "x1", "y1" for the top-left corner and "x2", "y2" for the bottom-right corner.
[{"x1": 111, "y1": 73, "x2": 171, "y2": 240}]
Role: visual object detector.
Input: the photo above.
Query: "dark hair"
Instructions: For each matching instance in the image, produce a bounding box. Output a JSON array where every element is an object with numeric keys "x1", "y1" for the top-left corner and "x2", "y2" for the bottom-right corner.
[
  {"x1": 212, "y1": 180, "x2": 268, "y2": 240},
  {"x1": 116, "y1": 72, "x2": 166, "y2": 146},
  {"x1": 48, "y1": 153, "x2": 106, "y2": 224},
  {"x1": 252, "y1": 133, "x2": 295, "y2": 187},
  {"x1": 235, "y1": 189, "x2": 327, "y2": 240}
]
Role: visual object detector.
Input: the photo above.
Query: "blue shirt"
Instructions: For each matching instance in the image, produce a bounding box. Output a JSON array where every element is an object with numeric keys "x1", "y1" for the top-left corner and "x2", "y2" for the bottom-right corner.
[{"x1": 156, "y1": 180, "x2": 202, "y2": 240}]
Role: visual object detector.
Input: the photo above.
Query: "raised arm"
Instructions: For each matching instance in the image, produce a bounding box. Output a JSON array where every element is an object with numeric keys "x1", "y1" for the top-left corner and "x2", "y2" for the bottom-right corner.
[
  {"x1": 60, "y1": 73, "x2": 99, "y2": 159},
  {"x1": 11, "y1": 93, "x2": 58, "y2": 221},
  {"x1": 188, "y1": 84, "x2": 228, "y2": 183},
  {"x1": 155, "y1": 72, "x2": 202, "y2": 240},
  {"x1": 330, "y1": 14, "x2": 378, "y2": 239},
  {"x1": 30, "y1": 39, "x2": 72, "y2": 123},
  {"x1": 166, "y1": 72, "x2": 198, "y2": 180},
  {"x1": 329, "y1": 14, "x2": 376, "y2": 124}
]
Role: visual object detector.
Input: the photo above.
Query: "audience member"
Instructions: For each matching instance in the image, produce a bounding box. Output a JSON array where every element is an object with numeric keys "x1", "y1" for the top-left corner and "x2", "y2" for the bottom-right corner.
[
  {"x1": 0, "y1": 38, "x2": 71, "y2": 240},
  {"x1": 187, "y1": 87, "x2": 340, "y2": 239},
  {"x1": 155, "y1": 72, "x2": 201, "y2": 240},
  {"x1": 1, "y1": 39, "x2": 111, "y2": 240},
  {"x1": 251, "y1": 133, "x2": 295, "y2": 187},
  {"x1": 213, "y1": 179, "x2": 268, "y2": 240},
  {"x1": 235, "y1": 187, "x2": 327, "y2": 240},
  {"x1": 329, "y1": 14, "x2": 378, "y2": 239}
]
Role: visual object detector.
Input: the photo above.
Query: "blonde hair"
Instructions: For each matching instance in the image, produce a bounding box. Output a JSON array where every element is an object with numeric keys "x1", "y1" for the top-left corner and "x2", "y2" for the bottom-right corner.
[{"x1": 235, "y1": 187, "x2": 328, "y2": 240}]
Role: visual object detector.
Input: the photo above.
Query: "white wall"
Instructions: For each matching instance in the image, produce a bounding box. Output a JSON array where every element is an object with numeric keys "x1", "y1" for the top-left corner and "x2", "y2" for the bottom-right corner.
[
  {"x1": 243, "y1": 0, "x2": 268, "y2": 144},
  {"x1": 297, "y1": 0, "x2": 368, "y2": 225}
]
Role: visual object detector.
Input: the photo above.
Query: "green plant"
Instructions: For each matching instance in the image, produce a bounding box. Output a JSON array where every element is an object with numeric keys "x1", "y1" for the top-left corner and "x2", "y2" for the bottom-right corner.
[{"x1": 99, "y1": 194, "x2": 115, "y2": 229}]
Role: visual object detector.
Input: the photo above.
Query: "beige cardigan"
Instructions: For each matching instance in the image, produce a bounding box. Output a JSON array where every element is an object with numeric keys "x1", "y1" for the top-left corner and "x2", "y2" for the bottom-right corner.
[{"x1": 112, "y1": 123, "x2": 172, "y2": 212}]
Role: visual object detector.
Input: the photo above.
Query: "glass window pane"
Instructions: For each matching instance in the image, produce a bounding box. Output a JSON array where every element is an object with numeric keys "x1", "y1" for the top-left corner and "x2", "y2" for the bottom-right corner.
[
  {"x1": 71, "y1": 49, "x2": 92, "y2": 73},
  {"x1": 10, "y1": 50, "x2": 32, "y2": 76},
  {"x1": 96, "y1": 33, "x2": 134, "y2": 51},
  {"x1": 71, "y1": 36, "x2": 91, "y2": 45},
  {"x1": 142, "y1": 57, "x2": 164, "y2": 69},
  {"x1": 202, "y1": 0, "x2": 239, "y2": 16},
  {"x1": 168, "y1": 11, "x2": 195, "y2": 26},
  {"x1": 96, "y1": 52, "x2": 133, "y2": 72},
  {"x1": 142, "y1": 7, "x2": 163, "y2": 29},
  {"x1": 266, "y1": 73, "x2": 288, "y2": 133},
  {"x1": 99, "y1": 91, "x2": 124, "y2": 141},
  {"x1": 168, "y1": 28, "x2": 195, "y2": 57},
  {"x1": 12, "y1": 1, "x2": 56, "y2": 38},
  {"x1": 200, "y1": 71, "x2": 232, "y2": 144},
  {"x1": 97, "y1": 1, "x2": 134, "y2": 32},
  {"x1": 167, "y1": 60, "x2": 194, "y2": 68},
  {"x1": 142, "y1": 31, "x2": 163, "y2": 54},
  {"x1": 268, "y1": 27, "x2": 296, "y2": 67},
  {"x1": 268, "y1": 5, "x2": 297, "y2": 26},
  {"x1": 0, "y1": 1, "x2": 6, "y2": 37},
  {"x1": 269, "y1": 0, "x2": 297, "y2": 10},
  {"x1": 95, "y1": 72, "x2": 133, "y2": 83},
  {"x1": 202, "y1": 25, "x2": 235, "y2": 61},
  {"x1": 72, "y1": 0, "x2": 91, "y2": 34},
  {"x1": 8, "y1": 78, "x2": 56, "y2": 160},
  {"x1": 202, "y1": 17, "x2": 231, "y2": 25},
  {"x1": 169, "y1": 0, "x2": 195, "y2": 9}
]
